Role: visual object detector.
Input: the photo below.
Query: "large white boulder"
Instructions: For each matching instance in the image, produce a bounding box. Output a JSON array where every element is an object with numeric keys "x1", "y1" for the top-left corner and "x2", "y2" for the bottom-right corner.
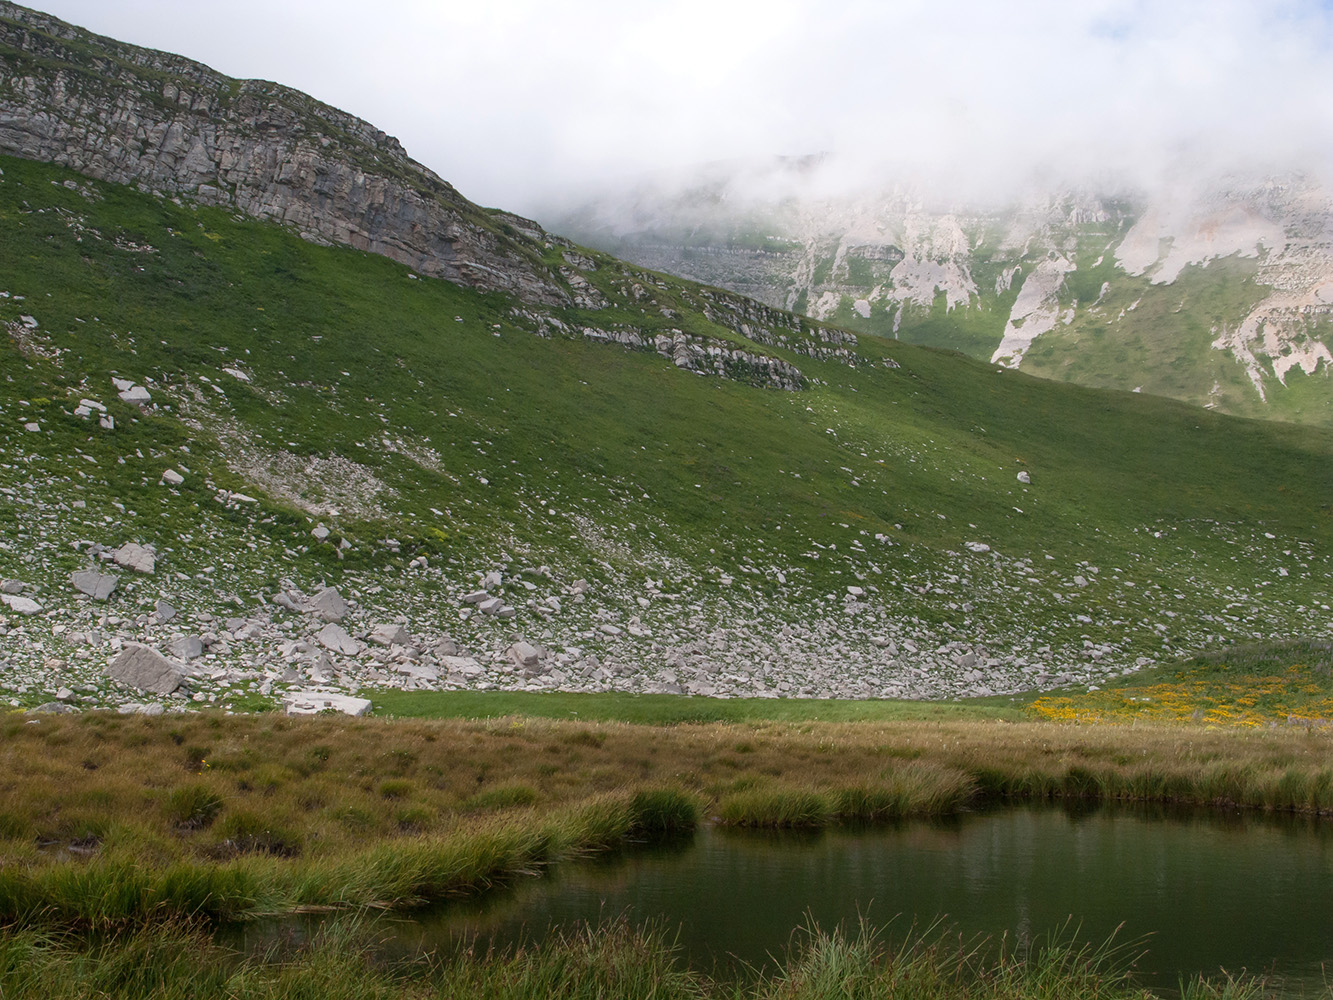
[{"x1": 283, "y1": 691, "x2": 372, "y2": 716}]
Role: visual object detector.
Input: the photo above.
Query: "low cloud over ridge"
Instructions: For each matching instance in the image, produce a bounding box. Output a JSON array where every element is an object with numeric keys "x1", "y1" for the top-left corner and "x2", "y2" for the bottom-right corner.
[{"x1": 33, "y1": 0, "x2": 1333, "y2": 211}]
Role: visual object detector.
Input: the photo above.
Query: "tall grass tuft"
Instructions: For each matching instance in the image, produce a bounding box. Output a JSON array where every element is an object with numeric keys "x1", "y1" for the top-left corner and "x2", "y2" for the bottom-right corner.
[
  {"x1": 0, "y1": 915, "x2": 1289, "y2": 1000},
  {"x1": 833, "y1": 761, "x2": 977, "y2": 822},
  {"x1": 1177, "y1": 972, "x2": 1270, "y2": 1000},
  {"x1": 627, "y1": 787, "x2": 701, "y2": 837},
  {"x1": 758, "y1": 918, "x2": 1153, "y2": 1000},
  {"x1": 436, "y1": 919, "x2": 704, "y2": 1000},
  {"x1": 163, "y1": 785, "x2": 224, "y2": 830},
  {"x1": 717, "y1": 786, "x2": 832, "y2": 828}
]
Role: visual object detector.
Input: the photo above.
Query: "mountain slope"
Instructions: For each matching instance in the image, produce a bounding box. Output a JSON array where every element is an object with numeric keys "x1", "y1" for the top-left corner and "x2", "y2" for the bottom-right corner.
[
  {"x1": 0, "y1": 0, "x2": 568, "y2": 303},
  {"x1": 547, "y1": 161, "x2": 1333, "y2": 427},
  {"x1": 0, "y1": 10, "x2": 1330, "y2": 715}
]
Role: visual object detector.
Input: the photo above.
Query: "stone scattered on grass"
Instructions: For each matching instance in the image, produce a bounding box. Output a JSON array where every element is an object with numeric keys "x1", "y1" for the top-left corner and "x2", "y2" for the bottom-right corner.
[
  {"x1": 309, "y1": 586, "x2": 348, "y2": 623},
  {"x1": 0, "y1": 594, "x2": 42, "y2": 615},
  {"x1": 113, "y1": 541, "x2": 155, "y2": 574},
  {"x1": 369, "y1": 623, "x2": 411, "y2": 646},
  {"x1": 316, "y1": 622, "x2": 359, "y2": 655},
  {"x1": 70, "y1": 569, "x2": 117, "y2": 600},
  {"x1": 284, "y1": 691, "x2": 372, "y2": 716},
  {"x1": 106, "y1": 644, "x2": 191, "y2": 695}
]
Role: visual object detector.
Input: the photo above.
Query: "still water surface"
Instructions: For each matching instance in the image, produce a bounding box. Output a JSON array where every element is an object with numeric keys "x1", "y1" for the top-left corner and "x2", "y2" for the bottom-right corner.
[{"x1": 259, "y1": 806, "x2": 1333, "y2": 994}]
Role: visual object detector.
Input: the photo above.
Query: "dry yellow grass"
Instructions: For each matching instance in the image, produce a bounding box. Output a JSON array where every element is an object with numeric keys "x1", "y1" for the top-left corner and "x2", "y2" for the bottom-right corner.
[
  {"x1": 4, "y1": 709, "x2": 1333, "y2": 869},
  {"x1": 4, "y1": 709, "x2": 1333, "y2": 929}
]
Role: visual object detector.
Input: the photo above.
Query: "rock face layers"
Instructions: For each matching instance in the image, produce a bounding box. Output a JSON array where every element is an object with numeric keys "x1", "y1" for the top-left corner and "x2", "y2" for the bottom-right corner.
[
  {"x1": 0, "y1": 2, "x2": 565, "y2": 305},
  {"x1": 0, "y1": 3, "x2": 833, "y2": 394},
  {"x1": 551, "y1": 160, "x2": 1333, "y2": 424}
]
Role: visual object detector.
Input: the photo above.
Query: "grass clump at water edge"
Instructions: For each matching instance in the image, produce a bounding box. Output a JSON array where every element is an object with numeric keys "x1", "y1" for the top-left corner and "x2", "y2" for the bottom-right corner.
[
  {"x1": 0, "y1": 787, "x2": 704, "y2": 927},
  {"x1": 0, "y1": 915, "x2": 1279, "y2": 1000},
  {"x1": 717, "y1": 762, "x2": 977, "y2": 828}
]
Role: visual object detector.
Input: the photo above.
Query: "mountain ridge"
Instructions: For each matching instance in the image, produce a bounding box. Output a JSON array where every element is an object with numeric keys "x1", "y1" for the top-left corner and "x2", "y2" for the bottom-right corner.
[
  {"x1": 0, "y1": 0, "x2": 568, "y2": 304},
  {"x1": 0, "y1": 7, "x2": 1330, "y2": 717},
  {"x1": 545, "y1": 159, "x2": 1333, "y2": 426}
]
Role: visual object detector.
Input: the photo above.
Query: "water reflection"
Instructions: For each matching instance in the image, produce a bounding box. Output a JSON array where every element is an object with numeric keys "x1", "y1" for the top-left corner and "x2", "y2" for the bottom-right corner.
[{"x1": 237, "y1": 805, "x2": 1333, "y2": 995}]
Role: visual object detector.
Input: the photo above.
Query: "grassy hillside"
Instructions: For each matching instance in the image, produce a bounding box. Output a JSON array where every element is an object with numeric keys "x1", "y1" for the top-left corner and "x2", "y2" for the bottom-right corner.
[{"x1": 1, "y1": 153, "x2": 1332, "y2": 713}]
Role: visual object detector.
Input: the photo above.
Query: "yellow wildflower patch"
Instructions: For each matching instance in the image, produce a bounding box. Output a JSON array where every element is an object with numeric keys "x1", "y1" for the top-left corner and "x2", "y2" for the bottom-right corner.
[{"x1": 1028, "y1": 661, "x2": 1333, "y2": 728}]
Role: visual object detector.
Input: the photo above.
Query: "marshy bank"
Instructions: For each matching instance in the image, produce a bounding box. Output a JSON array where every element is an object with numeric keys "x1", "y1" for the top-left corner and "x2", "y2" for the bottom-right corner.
[
  {"x1": 4, "y1": 709, "x2": 1333, "y2": 928},
  {"x1": 3, "y1": 708, "x2": 1333, "y2": 996}
]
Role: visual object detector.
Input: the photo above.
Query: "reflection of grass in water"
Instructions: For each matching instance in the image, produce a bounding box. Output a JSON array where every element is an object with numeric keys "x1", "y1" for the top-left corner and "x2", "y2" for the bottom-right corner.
[
  {"x1": 1030, "y1": 641, "x2": 1333, "y2": 727},
  {"x1": 0, "y1": 914, "x2": 1273, "y2": 999},
  {"x1": 718, "y1": 762, "x2": 977, "y2": 828}
]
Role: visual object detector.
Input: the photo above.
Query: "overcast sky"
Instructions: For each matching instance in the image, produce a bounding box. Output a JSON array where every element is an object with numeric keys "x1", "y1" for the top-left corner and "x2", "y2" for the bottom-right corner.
[{"x1": 28, "y1": 0, "x2": 1333, "y2": 213}]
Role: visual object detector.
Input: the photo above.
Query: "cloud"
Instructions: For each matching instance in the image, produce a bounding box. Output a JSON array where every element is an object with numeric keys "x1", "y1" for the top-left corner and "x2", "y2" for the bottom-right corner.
[{"x1": 31, "y1": 0, "x2": 1333, "y2": 211}]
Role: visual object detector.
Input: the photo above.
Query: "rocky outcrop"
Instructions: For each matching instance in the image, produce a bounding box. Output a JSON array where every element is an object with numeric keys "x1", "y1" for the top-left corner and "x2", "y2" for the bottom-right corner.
[
  {"x1": 650, "y1": 329, "x2": 807, "y2": 390},
  {"x1": 0, "y1": 2, "x2": 567, "y2": 305},
  {"x1": 549, "y1": 158, "x2": 1333, "y2": 424},
  {"x1": 521, "y1": 309, "x2": 808, "y2": 390}
]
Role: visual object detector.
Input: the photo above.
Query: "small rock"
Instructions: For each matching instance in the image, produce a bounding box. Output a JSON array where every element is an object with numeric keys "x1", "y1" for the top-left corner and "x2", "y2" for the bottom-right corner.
[
  {"x1": 0, "y1": 594, "x2": 42, "y2": 615},
  {"x1": 113, "y1": 542, "x2": 155, "y2": 574},
  {"x1": 308, "y1": 586, "x2": 348, "y2": 623},
  {"x1": 71, "y1": 569, "x2": 117, "y2": 600},
  {"x1": 369, "y1": 623, "x2": 411, "y2": 646},
  {"x1": 1017, "y1": 471, "x2": 1031, "y2": 484},
  {"x1": 161, "y1": 469, "x2": 184, "y2": 485},
  {"x1": 106, "y1": 644, "x2": 191, "y2": 695},
  {"x1": 167, "y1": 635, "x2": 205, "y2": 660},
  {"x1": 155, "y1": 599, "x2": 177, "y2": 623},
  {"x1": 316, "y1": 622, "x2": 360, "y2": 656}
]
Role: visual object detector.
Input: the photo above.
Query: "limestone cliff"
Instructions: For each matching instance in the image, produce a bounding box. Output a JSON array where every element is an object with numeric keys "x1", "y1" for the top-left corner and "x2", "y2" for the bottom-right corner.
[
  {"x1": 0, "y1": 2, "x2": 568, "y2": 305},
  {"x1": 548, "y1": 158, "x2": 1333, "y2": 425}
]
